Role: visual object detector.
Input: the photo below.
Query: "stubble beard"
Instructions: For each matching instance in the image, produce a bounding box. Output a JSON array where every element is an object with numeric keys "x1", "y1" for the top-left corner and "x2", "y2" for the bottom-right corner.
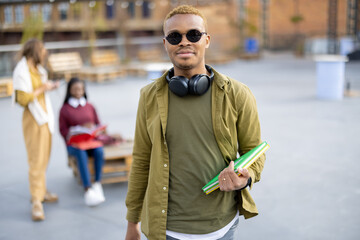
[
  {"x1": 175, "y1": 62, "x2": 194, "y2": 70},
  {"x1": 173, "y1": 57, "x2": 202, "y2": 71}
]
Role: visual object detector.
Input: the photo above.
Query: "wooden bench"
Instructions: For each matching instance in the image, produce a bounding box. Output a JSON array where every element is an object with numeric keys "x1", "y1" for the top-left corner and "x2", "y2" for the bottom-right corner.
[
  {"x1": 68, "y1": 141, "x2": 133, "y2": 184},
  {"x1": 0, "y1": 78, "x2": 13, "y2": 98},
  {"x1": 206, "y1": 54, "x2": 235, "y2": 65},
  {"x1": 123, "y1": 48, "x2": 167, "y2": 77},
  {"x1": 47, "y1": 52, "x2": 84, "y2": 82},
  {"x1": 123, "y1": 62, "x2": 148, "y2": 77},
  {"x1": 81, "y1": 50, "x2": 127, "y2": 82},
  {"x1": 91, "y1": 50, "x2": 121, "y2": 67},
  {"x1": 137, "y1": 48, "x2": 164, "y2": 62},
  {"x1": 238, "y1": 52, "x2": 261, "y2": 60}
]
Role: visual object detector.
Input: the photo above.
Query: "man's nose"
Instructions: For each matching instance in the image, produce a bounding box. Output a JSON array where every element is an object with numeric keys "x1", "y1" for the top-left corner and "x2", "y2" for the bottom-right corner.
[{"x1": 179, "y1": 34, "x2": 191, "y2": 46}]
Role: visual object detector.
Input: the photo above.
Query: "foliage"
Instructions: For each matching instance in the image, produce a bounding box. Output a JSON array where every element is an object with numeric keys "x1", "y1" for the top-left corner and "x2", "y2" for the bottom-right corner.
[
  {"x1": 21, "y1": 15, "x2": 44, "y2": 44},
  {"x1": 290, "y1": 14, "x2": 304, "y2": 24},
  {"x1": 239, "y1": 19, "x2": 258, "y2": 37},
  {"x1": 81, "y1": 1, "x2": 109, "y2": 55}
]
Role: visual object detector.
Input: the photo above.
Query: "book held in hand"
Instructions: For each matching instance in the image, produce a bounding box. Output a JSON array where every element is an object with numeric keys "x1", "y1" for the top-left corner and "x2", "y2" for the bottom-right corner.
[{"x1": 202, "y1": 141, "x2": 270, "y2": 195}]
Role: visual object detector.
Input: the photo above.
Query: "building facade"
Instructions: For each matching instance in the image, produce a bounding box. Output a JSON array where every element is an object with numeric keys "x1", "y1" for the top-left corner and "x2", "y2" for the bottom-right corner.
[{"x1": 0, "y1": 0, "x2": 359, "y2": 76}]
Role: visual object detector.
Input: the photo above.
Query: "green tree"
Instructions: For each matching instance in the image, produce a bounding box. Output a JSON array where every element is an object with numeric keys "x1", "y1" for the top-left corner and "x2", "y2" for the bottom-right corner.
[
  {"x1": 82, "y1": 2, "x2": 108, "y2": 57},
  {"x1": 21, "y1": 15, "x2": 44, "y2": 44},
  {"x1": 290, "y1": 0, "x2": 305, "y2": 56}
]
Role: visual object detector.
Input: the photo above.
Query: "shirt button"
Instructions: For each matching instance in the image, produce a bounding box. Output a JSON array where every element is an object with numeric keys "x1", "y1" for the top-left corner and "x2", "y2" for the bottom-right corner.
[
  {"x1": 164, "y1": 141, "x2": 167, "y2": 145},
  {"x1": 163, "y1": 187, "x2": 167, "y2": 190},
  {"x1": 164, "y1": 164, "x2": 167, "y2": 167},
  {"x1": 162, "y1": 210, "x2": 165, "y2": 213}
]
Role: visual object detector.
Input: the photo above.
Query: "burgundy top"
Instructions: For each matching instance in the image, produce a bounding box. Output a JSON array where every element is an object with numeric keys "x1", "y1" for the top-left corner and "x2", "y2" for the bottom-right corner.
[{"x1": 59, "y1": 102, "x2": 100, "y2": 143}]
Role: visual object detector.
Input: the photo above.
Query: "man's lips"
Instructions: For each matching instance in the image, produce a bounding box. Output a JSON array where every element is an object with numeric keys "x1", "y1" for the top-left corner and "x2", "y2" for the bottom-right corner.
[{"x1": 176, "y1": 50, "x2": 195, "y2": 58}]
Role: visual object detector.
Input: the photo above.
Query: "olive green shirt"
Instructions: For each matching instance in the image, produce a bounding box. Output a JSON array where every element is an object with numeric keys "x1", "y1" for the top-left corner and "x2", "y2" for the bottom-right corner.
[
  {"x1": 166, "y1": 86, "x2": 237, "y2": 233},
  {"x1": 126, "y1": 67, "x2": 266, "y2": 240}
]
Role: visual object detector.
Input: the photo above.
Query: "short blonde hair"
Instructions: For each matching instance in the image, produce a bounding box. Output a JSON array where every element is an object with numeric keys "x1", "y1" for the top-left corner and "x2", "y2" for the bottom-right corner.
[{"x1": 163, "y1": 5, "x2": 207, "y2": 32}]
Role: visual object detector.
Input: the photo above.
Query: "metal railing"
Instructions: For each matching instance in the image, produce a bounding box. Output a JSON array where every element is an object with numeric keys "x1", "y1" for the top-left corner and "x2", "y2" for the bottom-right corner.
[{"x1": 0, "y1": 36, "x2": 165, "y2": 77}]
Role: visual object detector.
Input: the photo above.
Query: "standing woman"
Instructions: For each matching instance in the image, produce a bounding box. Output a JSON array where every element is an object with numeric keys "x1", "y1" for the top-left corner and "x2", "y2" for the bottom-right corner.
[
  {"x1": 12, "y1": 38, "x2": 59, "y2": 221},
  {"x1": 59, "y1": 77, "x2": 105, "y2": 207}
]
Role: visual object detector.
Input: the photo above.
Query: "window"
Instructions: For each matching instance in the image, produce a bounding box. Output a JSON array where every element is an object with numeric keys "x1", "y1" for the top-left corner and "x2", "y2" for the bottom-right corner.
[
  {"x1": 42, "y1": 4, "x2": 52, "y2": 22},
  {"x1": 128, "y1": 1, "x2": 135, "y2": 19},
  {"x1": 106, "y1": 0, "x2": 115, "y2": 19},
  {"x1": 58, "y1": 3, "x2": 69, "y2": 20},
  {"x1": 15, "y1": 5, "x2": 24, "y2": 23},
  {"x1": 71, "y1": 3, "x2": 81, "y2": 20},
  {"x1": 142, "y1": 1, "x2": 151, "y2": 18},
  {"x1": 30, "y1": 4, "x2": 39, "y2": 17},
  {"x1": 4, "y1": 6, "x2": 13, "y2": 24}
]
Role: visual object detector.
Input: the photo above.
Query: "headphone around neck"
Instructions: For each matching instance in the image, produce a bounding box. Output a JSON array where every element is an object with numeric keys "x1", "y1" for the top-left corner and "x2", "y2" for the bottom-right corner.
[{"x1": 166, "y1": 65, "x2": 214, "y2": 97}]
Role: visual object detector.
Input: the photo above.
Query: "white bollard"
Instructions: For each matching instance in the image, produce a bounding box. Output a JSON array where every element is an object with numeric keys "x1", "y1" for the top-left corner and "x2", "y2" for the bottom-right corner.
[
  {"x1": 145, "y1": 62, "x2": 173, "y2": 82},
  {"x1": 314, "y1": 55, "x2": 348, "y2": 100},
  {"x1": 339, "y1": 37, "x2": 355, "y2": 56}
]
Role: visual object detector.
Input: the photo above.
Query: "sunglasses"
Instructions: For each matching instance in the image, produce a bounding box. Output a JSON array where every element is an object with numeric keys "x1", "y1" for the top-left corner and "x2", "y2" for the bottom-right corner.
[{"x1": 165, "y1": 29, "x2": 207, "y2": 45}]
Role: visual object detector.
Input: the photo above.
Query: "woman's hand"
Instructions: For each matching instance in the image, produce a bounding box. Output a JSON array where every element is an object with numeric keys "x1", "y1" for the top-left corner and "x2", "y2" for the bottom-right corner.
[
  {"x1": 51, "y1": 80, "x2": 60, "y2": 90},
  {"x1": 44, "y1": 81, "x2": 60, "y2": 91},
  {"x1": 82, "y1": 122, "x2": 95, "y2": 129},
  {"x1": 34, "y1": 81, "x2": 59, "y2": 97}
]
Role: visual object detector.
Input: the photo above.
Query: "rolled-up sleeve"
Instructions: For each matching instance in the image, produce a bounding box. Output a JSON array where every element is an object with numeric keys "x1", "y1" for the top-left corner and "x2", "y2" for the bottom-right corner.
[
  {"x1": 236, "y1": 85, "x2": 265, "y2": 188},
  {"x1": 15, "y1": 90, "x2": 34, "y2": 107}
]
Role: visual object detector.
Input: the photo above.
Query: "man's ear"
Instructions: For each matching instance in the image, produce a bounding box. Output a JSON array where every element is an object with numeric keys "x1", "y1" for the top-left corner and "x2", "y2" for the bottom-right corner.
[
  {"x1": 163, "y1": 38, "x2": 168, "y2": 52},
  {"x1": 205, "y1": 34, "x2": 211, "y2": 49}
]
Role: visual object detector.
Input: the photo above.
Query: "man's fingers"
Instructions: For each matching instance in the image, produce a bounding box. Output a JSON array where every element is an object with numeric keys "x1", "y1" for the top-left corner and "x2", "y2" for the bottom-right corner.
[
  {"x1": 219, "y1": 166, "x2": 234, "y2": 191},
  {"x1": 238, "y1": 168, "x2": 250, "y2": 178},
  {"x1": 220, "y1": 162, "x2": 250, "y2": 191},
  {"x1": 225, "y1": 162, "x2": 240, "y2": 185},
  {"x1": 223, "y1": 161, "x2": 235, "y2": 174},
  {"x1": 228, "y1": 161, "x2": 234, "y2": 170},
  {"x1": 220, "y1": 174, "x2": 234, "y2": 191}
]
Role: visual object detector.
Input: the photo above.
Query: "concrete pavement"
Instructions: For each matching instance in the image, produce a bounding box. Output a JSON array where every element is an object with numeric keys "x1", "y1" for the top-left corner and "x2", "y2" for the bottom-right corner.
[{"x1": 0, "y1": 52, "x2": 359, "y2": 240}]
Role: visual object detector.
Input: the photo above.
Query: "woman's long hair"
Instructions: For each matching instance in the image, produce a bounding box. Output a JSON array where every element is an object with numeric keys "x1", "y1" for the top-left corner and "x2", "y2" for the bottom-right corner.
[
  {"x1": 63, "y1": 77, "x2": 87, "y2": 105},
  {"x1": 17, "y1": 38, "x2": 44, "y2": 65}
]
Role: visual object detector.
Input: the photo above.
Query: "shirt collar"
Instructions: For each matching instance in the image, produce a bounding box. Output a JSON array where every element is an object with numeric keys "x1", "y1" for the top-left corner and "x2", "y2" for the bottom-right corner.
[
  {"x1": 156, "y1": 65, "x2": 229, "y2": 92},
  {"x1": 68, "y1": 97, "x2": 86, "y2": 108}
]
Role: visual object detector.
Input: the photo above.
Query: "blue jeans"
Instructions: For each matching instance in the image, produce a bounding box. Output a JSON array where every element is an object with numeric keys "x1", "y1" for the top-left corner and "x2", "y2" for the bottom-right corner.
[
  {"x1": 67, "y1": 146, "x2": 104, "y2": 188},
  {"x1": 219, "y1": 219, "x2": 239, "y2": 240},
  {"x1": 166, "y1": 219, "x2": 239, "y2": 240}
]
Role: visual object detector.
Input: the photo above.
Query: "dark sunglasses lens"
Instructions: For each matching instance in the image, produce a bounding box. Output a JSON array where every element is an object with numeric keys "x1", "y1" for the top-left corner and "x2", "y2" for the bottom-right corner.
[
  {"x1": 186, "y1": 30, "x2": 203, "y2": 42},
  {"x1": 166, "y1": 32, "x2": 182, "y2": 45}
]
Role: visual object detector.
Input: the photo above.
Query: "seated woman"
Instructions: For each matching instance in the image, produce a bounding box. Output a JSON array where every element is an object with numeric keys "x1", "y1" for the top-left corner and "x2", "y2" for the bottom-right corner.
[{"x1": 59, "y1": 77, "x2": 105, "y2": 207}]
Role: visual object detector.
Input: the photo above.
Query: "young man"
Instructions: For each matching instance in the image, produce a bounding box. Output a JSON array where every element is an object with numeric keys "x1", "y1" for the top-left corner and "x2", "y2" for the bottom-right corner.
[{"x1": 125, "y1": 5, "x2": 265, "y2": 240}]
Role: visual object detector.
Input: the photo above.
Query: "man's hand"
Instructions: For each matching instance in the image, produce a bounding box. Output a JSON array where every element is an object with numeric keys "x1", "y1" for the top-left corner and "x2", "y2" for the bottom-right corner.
[
  {"x1": 125, "y1": 222, "x2": 141, "y2": 240},
  {"x1": 218, "y1": 161, "x2": 250, "y2": 191}
]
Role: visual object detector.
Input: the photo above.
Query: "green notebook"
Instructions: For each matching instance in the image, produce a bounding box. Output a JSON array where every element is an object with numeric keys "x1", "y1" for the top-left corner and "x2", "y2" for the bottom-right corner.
[{"x1": 202, "y1": 141, "x2": 270, "y2": 194}]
